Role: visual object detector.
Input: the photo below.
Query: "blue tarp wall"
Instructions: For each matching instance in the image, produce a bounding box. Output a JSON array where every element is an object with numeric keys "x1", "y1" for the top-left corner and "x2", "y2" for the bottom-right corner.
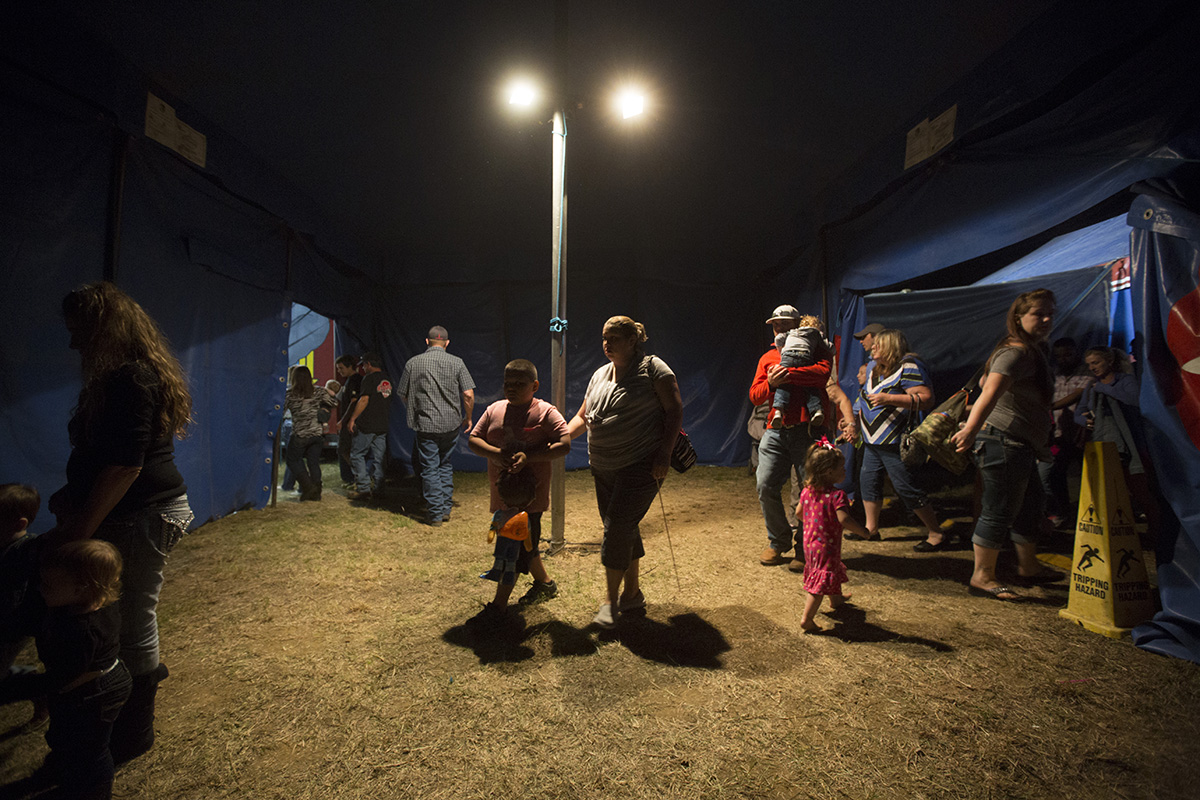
[{"x1": 0, "y1": 6, "x2": 767, "y2": 536}]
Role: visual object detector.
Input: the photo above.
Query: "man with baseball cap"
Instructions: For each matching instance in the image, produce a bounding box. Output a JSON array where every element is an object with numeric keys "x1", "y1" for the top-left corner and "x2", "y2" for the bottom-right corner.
[
  {"x1": 854, "y1": 322, "x2": 884, "y2": 354},
  {"x1": 749, "y1": 304, "x2": 833, "y2": 567}
]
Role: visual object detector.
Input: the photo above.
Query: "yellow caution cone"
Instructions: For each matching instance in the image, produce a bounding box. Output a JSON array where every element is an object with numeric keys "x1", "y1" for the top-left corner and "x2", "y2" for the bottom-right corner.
[{"x1": 1059, "y1": 441, "x2": 1154, "y2": 638}]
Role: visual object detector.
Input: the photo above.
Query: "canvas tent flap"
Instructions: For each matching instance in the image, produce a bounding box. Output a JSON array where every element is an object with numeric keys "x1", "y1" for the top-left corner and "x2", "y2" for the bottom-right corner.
[
  {"x1": 1128, "y1": 190, "x2": 1200, "y2": 664},
  {"x1": 975, "y1": 216, "x2": 1130, "y2": 285}
]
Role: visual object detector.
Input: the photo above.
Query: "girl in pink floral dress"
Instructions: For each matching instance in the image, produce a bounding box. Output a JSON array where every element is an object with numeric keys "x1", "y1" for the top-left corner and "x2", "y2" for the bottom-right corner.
[{"x1": 797, "y1": 441, "x2": 869, "y2": 632}]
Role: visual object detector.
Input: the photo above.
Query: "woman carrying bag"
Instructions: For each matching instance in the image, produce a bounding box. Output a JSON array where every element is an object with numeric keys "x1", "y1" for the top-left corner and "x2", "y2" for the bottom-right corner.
[{"x1": 855, "y1": 329, "x2": 947, "y2": 551}]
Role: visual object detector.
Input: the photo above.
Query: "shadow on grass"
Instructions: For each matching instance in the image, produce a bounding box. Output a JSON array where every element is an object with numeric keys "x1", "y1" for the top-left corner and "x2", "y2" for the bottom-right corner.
[
  {"x1": 443, "y1": 608, "x2": 599, "y2": 664},
  {"x1": 599, "y1": 610, "x2": 731, "y2": 669},
  {"x1": 843, "y1": 552, "x2": 975, "y2": 585},
  {"x1": 443, "y1": 608, "x2": 732, "y2": 668},
  {"x1": 821, "y1": 604, "x2": 954, "y2": 651}
]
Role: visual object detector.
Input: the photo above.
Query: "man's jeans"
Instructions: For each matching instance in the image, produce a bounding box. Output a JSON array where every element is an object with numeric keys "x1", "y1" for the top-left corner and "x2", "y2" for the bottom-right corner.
[
  {"x1": 416, "y1": 430, "x2": 459, "y2": 520},
  {"x1": 351, "y1": 431, "x2": 387, "y2": 493},
  {"x1": 337, "y1": 426, "x2": 355, "y2": 483},
  {"x1": 756, "y1": 426, "x2": 815, "y2": 553}
]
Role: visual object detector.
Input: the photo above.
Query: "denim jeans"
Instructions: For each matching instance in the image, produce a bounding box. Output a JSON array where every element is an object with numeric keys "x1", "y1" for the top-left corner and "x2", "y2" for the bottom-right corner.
[
  {"x1": 756, "y1": 426, "x2": 815, "y2": 553},
  {"x1": 95, "y1": 495, "x2": 192, "y2": 676},
  {"x1": 1038, "y1": 439, "x2": 1082, "y2": 519},
  {"x1": 860, "y1": 443, "x2": 930, "y2": 511},
  {"x1": 972, "y1": 429, "x2": 1044, "y2": 550},
  {"x1": 416, "y1": 430, "x2": 459, "y2": 519},
  {"x1": 337, "y1": 426, "x2": 355, "y2": 483},
  {"x1": 592, "y1": 456, "x2": 659, "y2": 571},
  {"x1": 46, "y1": 660, "x2": 131, "y2": 795},
  {"x1": 350, "y1": 431, "x2": 387, "y2": 493},
  {"x1": 285, "y1": 433, "x2": 324, "y2": 495}
]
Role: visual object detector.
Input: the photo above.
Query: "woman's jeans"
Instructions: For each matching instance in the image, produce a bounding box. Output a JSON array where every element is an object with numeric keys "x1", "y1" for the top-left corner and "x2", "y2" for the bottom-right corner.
[
  {"x1": 972, "y1": 429, "x2": 1043, "y2": 550},
  {"x1": 592, "y1": 456, "x2": 660, "y2": 572},
  {"x1": 286, "y1": 433, "x2": 324, "y2": 495},
  {"x1": 96, "y1": 495, "x2": 193, "y2": 676},
  {"x1": 860, "y1": 443, "x2": 930, "y2": 511}
]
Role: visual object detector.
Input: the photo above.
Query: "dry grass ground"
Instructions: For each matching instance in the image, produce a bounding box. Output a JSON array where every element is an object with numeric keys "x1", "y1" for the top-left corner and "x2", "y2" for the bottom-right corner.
[{"x1": 3, "y1": 465, "x2": 1198, "y2": 799}]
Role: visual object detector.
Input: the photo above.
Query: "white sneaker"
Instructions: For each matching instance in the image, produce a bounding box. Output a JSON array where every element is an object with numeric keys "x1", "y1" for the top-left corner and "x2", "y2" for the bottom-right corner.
[{"x1": 593, "y1": 603, "x2": 617, "y2": 629}]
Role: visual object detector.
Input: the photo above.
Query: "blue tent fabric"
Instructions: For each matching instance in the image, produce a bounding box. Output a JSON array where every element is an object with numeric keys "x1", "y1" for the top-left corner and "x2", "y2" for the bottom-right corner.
[
  {"x1": 975, "y1": 216, "x2": 1130, "y2": 285},
  {"x1": 288, "y1": 304, "x2": 330, "y2": 365},
  {"x1": 1128, "y1": 191, "x2": 1200, "y2": 664},
  {"x1": 812, "y1": 2, "x2": 1200, "y2": 305},
  {"x1": 836, "y1": 267, "x2": 1111, "y2": 407}
]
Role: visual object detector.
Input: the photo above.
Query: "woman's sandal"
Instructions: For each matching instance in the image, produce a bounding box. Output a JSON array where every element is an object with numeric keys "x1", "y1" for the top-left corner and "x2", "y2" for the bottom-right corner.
[
  {"x1": 968, "y1": 585, "x2": 1022, "y2": 602},
  {"x1": 913, "y1": 537, "x2": 949, "y2": 553},
  {"x1": 845, "y1": 529, "x2": 881, "y2": 541},
  {"x1": 1012, "y1": 568, "x2": 1065, "y2": 586}
]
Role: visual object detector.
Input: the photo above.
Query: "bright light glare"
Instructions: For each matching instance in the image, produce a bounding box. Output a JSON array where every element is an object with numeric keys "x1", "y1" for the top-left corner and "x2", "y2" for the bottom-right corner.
[
  {"x1": 509, "y1": 82, "x2": 537, "y2": 106},
  {"x1": 619, "y1": 90, "x2": 645, "y2": 119}
]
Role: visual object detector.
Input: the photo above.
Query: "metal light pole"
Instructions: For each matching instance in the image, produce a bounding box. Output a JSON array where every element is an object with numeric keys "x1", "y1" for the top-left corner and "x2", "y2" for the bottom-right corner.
[
  {"x1": 548, "y1": 104, "x2": 568, "y2": 554},
  {"x1": 548, "y1": 0, "x2": 569, "y2": 554},
  {"x1": 509, "y1": 1, "x2": 643, "y2": 553}
]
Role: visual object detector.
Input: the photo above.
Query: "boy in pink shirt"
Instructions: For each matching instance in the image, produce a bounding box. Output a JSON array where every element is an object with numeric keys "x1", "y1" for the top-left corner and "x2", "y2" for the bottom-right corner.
[{"x1": 468, "y1": 359, "x2": 571, "y2": 620}]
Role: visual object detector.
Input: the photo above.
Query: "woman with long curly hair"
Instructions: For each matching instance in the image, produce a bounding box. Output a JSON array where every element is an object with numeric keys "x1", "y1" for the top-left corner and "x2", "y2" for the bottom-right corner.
[
  {"x1": 952, "y1": 289, "x2": 1064, "y2": 601},
  {"x1": 284, "y1": 365, "x2": 335, "y2": 501},
  {"x1": 48, "y1": 281, "x2": 193, "y2": 763}
]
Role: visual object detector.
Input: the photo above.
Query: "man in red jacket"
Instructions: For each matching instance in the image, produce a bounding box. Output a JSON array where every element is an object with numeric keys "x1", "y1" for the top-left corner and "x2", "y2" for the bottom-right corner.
[{"x1": 749, "y1": 305, "x2": 832, "y2": 567}]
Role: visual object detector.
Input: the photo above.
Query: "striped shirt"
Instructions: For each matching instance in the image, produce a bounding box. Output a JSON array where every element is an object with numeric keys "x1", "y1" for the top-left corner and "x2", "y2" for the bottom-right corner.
[
  {"x1": 398, "y1": 346, "x2": 476, "y2": 434},
  {"x1": 856, "y1": 358, "x2": 930, "y2": 446}
]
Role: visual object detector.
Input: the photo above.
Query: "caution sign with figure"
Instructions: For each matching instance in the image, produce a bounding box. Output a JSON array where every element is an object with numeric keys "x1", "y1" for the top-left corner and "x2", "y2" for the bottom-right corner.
[{"x1": 1059, "y1": 441, "x2": 1154, "y2": 637}]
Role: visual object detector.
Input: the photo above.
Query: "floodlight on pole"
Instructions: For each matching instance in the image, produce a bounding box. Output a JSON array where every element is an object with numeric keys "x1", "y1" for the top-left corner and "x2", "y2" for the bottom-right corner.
[
  {"x1": 509, "y1": 82, "x2": 537, "y2": 107},
  {"x1": 618, "y1": 90, "x2": 645, "y2": 119},
  {"x1": 505, "y1": 5, "x2": 648, "y2": 554}
]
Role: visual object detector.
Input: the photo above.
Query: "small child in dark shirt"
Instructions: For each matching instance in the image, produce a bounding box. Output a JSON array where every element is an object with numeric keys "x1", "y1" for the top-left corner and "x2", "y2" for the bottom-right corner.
[
  {"x1": 0, "y1": 483, "x2": 48, "y2": 729},
  {"x1": 1, "y1": 540, "x2": 132, "y2": 799}
]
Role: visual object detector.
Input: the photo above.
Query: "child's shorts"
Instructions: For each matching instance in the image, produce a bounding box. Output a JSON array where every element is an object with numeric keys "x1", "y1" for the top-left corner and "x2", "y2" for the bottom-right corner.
[{"x1": 514, "y1": 512, "x2": 543, "y2": 574}]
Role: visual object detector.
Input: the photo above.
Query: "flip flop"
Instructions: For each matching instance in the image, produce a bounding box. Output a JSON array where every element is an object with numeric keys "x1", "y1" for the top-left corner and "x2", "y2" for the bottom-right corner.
[
  {"x1": 845, "y1": 530, "x2": 880, "y2": 541},
  {"x1": 1013, "y1": 569, "x2": 1065, "y2": 586},
  {"x1": 968, "y1": 585, "x2": 1022, "y2": 602}
]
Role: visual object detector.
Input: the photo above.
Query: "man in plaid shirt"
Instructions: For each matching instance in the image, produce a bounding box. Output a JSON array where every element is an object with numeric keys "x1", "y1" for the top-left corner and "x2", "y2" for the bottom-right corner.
[{"x1": 398, "y1": 326, "x2": 476, "y2": 526}]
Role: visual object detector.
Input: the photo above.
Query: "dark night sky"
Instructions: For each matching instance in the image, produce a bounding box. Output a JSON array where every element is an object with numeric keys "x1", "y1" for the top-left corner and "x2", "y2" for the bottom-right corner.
[{"x1": 70, "y1": 1, "x2": 1058, "y2": 278}]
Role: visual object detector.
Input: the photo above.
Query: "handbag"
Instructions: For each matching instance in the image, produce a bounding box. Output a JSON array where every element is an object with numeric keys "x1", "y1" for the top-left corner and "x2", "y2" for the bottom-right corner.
[
  {"x1": 670, "y1": 429, "x2": 697, "y2": 473},
  {"x1": 909, "y1": 389, "x2": 970, "y2": 474},
  {"x1": 899, "y1": 395, "x2": 926, "y2": 469},
  {"x1": 905, "y1": 360, "x2": 988, "y2": 475}
]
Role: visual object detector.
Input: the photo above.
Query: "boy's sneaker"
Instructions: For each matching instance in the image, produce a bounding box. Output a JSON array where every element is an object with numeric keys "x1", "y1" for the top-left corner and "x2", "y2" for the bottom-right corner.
[
  {"x1": 618, "y1": 590, "x2": 646, "y2": 612},
  {"x1": 517, "y1": 580, "x2": 558, "y2": 605},
  {"x1": 810, "y1": 408, "x2": 825, "y2": 428},
  {"x1": 593, "y1": 603, "x2": 617, "y2": 629},
  {"x1": 467, "y1": 601, "x2": 507, "y2": 629}
]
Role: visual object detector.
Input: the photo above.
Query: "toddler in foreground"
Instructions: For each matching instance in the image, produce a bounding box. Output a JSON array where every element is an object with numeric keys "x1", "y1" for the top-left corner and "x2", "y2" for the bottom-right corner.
[
  {"x1": 1, "y1": 484, "x2": 41, "y2": 676},
  {"x1": 2, "y1": 540, "x2": 132, "y2": 799},
  {"x1": 797, "y1": 440, "x2": 869, "y2": 632}
]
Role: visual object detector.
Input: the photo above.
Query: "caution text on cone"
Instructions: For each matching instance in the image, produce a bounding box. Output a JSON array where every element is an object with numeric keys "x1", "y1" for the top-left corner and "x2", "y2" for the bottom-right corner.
[{"x1": 1059, "y1": 441, "x2": 1153, "y2": 638}]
